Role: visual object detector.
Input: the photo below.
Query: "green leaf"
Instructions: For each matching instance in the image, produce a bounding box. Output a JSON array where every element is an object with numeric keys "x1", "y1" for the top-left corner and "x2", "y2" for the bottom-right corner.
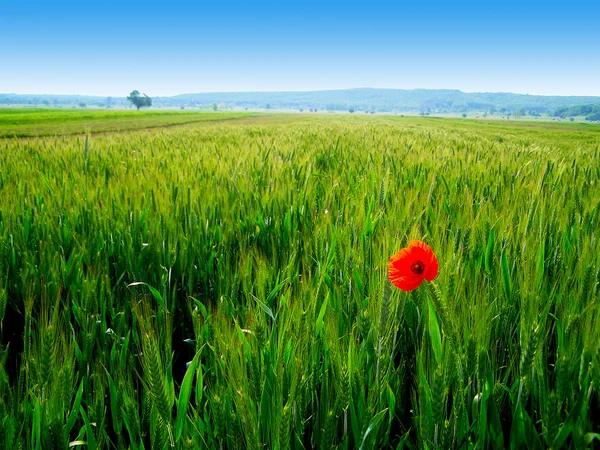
[
  {"x1": 427, "y1": 297, "x2": 443, "y2": 365},
  {"x1": 553, "y1": 387, "x2": 586, "y2": 449},
  {"x1": 66, "y1": 379, "x2": 84, "y2": 435},
  {"x1": 79, "y1": 406, "x2": 97, "y2": 450},
  {"x1": 353, "y1": 269, "x2": 365, "y2": 297},
  {"x1": 192, "y1": 297, "x2": 209, "y2": 319},
  {"x1": 260, "y1": 365, "x2": 276, "y2": 444},
  {"x1": 535, "y1": 241, "x2": 545, "y2": 289},
  {"x1": 175, "y1": 349, "x2": 201, "y2": 442},
  {"x1": 485, "y1": 227, "x2": 495, "y2": 273},
  {"x1": 253, "y1": 295, "x2": 275, "y2": 322},
  {"x1": 585, "y1": 433, "x2": 600, "y2": 445},
  {"x1": 501, "y1": 247, "x2": 512, "y2": 303},
  {"x1": 120, "y1": 408, "x2": 141, "y2": 450},
  {"x1": 127, "y1": 282, "x2": 165, "y2": 310},
  {"x1": 387, "y1": 384, "x2": 396, "y2": 423},
  {"x1": 315, "y1": 293, "x2": 329, "y2": 337},
  {"x1": 359, "y1": 408, "x2": 388, "y2": 450},
  {"x1": 284, "y1": 338, "x2": 293, "y2": 366},
  {"x1": 195, "y1": 362, "x2": 204, "y2": 406},
  {"x1": 510, "y1": 397, "x2": 542, "y2": 450},
  {"x1": 103, "y1": 367, "x2": 122, "y2": 434},
  {"x1": 265, "y1": 278, "x2": 287, "y2": 308},
  {"x1": 32, "y1": 397, "x2": 41, "y2": 449},
  {"x1": 120, "y1": 331, "x2": 131, "y2": 373},
  {"x1": 485, "y1": 373, "x2": 504, "y2": 449},
  {"x1": 348, "y1": 340, "x2": 362, "y2": 445}
]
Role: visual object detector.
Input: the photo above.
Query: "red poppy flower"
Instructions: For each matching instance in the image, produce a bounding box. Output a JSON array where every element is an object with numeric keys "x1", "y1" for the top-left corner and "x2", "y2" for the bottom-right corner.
[{"x1": 388, "y1": 240, "x2": 439, "y2": 291}]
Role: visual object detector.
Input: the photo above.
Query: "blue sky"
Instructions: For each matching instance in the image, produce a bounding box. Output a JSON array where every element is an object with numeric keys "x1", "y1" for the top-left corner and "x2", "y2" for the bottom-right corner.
[{"x1": 1, "y1": 1, "x2": 599, "y2": 96}]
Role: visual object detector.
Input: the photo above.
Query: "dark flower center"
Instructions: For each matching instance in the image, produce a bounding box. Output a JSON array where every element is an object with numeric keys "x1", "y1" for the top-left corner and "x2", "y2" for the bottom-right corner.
[{"x1": 411, "y1": 261, "x2": 425, "y2": 275}]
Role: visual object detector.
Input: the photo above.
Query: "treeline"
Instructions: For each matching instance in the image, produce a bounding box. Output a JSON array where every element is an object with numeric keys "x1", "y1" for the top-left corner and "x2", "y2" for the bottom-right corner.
[
  {"x1": 0, "y1": 94, "x2": 127, "y2": 108},
  {"x1": 3, "y1": 89, "x2": 600, "y2": 116},
  {"x1": 552, "y1": 104, "x2": 600, "y2": 121}
]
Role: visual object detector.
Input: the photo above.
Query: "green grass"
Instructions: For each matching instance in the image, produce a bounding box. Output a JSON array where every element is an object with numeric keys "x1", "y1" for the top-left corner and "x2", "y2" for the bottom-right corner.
[
  {"x1": 1, "y1": 112, "x2": 600, "y2": 448},
  {"x1": 0, "y1": 108, "x2": 260, "y2": 137}
]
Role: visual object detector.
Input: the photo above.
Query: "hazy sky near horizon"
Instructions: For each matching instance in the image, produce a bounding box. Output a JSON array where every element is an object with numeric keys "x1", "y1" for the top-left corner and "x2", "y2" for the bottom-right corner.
[{"x1": 2, "y1": 1, "x2": 600, "y2": 97}]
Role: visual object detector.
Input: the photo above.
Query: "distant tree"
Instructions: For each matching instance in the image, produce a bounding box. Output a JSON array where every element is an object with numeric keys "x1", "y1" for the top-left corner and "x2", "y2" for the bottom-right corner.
[
  {"x1": 349, "y1": 108, "x2": 355, "y2": 113},
  {"x1": 586, "y1": 113, "x2": 600, "y2": 121},
  {"x1": 106, "y1": 96, "x2": 112, "y2": 108},
  {"x1": 265, "y1": 103, "x2": 271, "y2": 110},
  {"x1": 553, "y1": 104, "x2": 600, "y2": 120},
  {"x1": 127, "y1": 90, "x2": 152, "y2": 110},
  {"x1": 462, "y1": 113, "x2": 467, "y2": 118},
  {"x1": 79, "y1": 102, "x2": 86, "y2": 108},
  {"x1": 212, "y1": 103, "x2": 218, "y2": 111}
]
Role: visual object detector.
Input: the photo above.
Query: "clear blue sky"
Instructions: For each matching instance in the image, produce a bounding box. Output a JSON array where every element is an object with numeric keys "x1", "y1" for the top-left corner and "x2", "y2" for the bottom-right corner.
[{"x1": 1, "y1": 1, "x2": 599, "y2": 97}]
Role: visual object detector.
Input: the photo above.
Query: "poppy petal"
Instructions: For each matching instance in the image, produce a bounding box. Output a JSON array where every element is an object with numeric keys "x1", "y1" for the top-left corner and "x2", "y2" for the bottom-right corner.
[
  {"x1": 390, "y1": 250, "x2": 415, "y2": 273},
  {"x1": 397, "y1": 275, "x2": 424, "y2": 291},
  {"x1": 409, "y1": 240, "x2": 438, "y2": 282},
  {"x1": 388, "y1": 270, "x2": 424, "y2": 291},
  {"x1": 388, "y1": 240, "x2": 439, "y2": 290},
  {"x1": 408, "y1": 240, "x2": 434, "y2": 253},
  {"x1": 424, "y1": 256, "x2": 439, "y2": 281}
]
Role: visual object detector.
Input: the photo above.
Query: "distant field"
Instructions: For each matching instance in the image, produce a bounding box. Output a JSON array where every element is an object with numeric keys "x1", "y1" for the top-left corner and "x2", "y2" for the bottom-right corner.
[
  {"x1": 2, "y1": 107, "x2": 599, "y2": 139},
  {"x1": 0, "y1": 108, "x2": 259, "y2": 137},
  {"x1": 1, "y1": 113, "x2": 600, "y2": 448}
]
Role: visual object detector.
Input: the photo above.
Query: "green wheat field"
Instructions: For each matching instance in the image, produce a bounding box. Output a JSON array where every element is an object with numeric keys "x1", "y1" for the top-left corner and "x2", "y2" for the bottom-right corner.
[{"x1": 1, "y1": 110, "x2": 600, "y2": 449}]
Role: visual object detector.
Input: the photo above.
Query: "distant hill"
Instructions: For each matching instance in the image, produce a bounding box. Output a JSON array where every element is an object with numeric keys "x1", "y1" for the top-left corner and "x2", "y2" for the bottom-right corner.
[
  {"x1": 165, "y1": 88, "x2": 600, "y2": 114},
  {"x1": 3, "y1": 88, "x2": 600, "y2": 115}
]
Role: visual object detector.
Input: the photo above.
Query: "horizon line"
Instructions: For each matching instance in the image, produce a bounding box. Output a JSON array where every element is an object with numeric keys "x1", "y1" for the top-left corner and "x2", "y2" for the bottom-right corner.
[{"x1": 3, "y1": 87, "x2": 600, "y2": 99}]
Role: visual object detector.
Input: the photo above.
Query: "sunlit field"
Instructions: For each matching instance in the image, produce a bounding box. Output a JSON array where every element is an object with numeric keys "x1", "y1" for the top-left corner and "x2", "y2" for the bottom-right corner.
[
  {"x1": 0, "y1": 109, "x2": 259, "y2": 138},
  {"x1": 1, "y1": 113, "x2": 600, "y2": 448}
]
